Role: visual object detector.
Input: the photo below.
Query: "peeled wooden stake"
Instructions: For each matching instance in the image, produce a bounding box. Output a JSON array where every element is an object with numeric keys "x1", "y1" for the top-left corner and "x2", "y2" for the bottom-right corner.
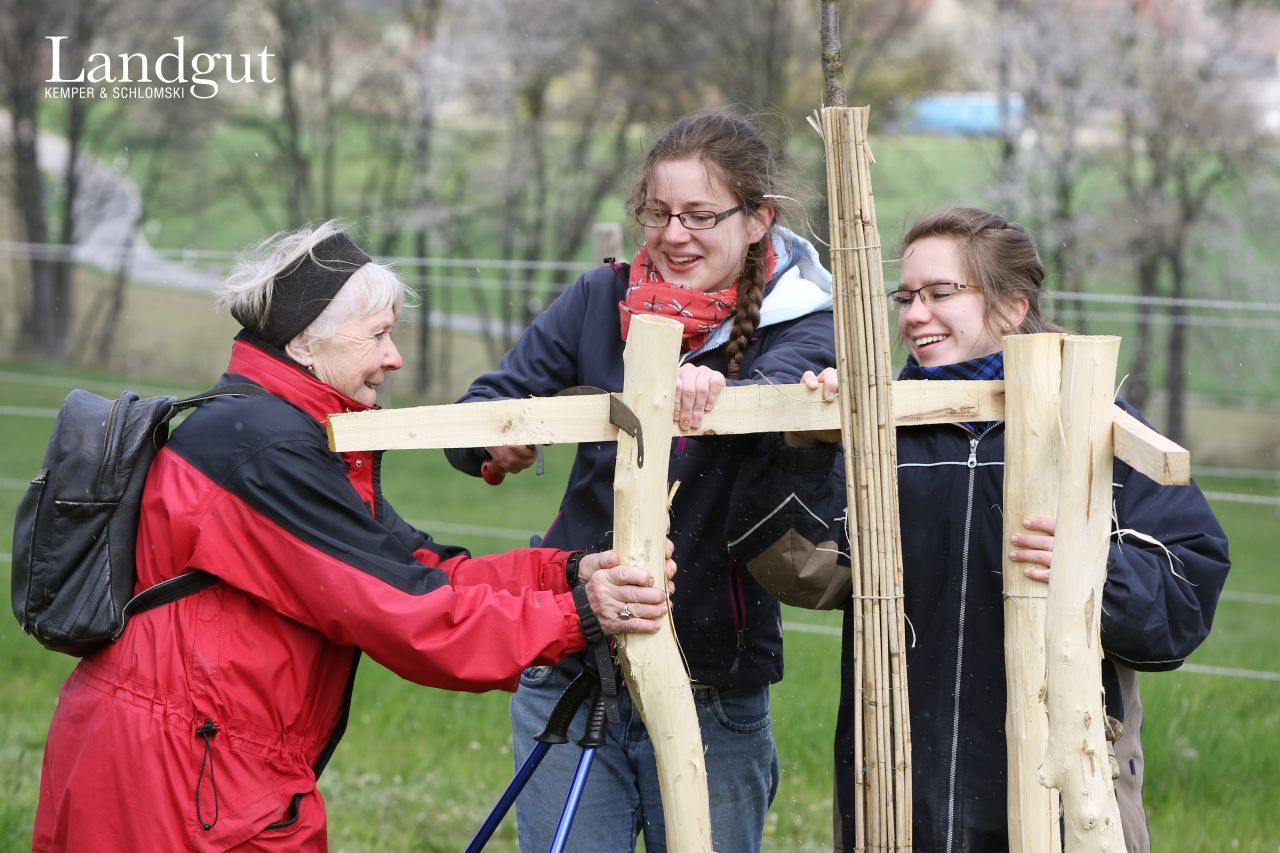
[
  {"x1": 1040, "y1": 335, "x2": 1125, "y2": 851},
  {"x1": 1002, "y1": 334, "x2": 1064, "y2": 853},
  {"x1": 611, "y1": 315, "x2": 712, "y2": 852}
]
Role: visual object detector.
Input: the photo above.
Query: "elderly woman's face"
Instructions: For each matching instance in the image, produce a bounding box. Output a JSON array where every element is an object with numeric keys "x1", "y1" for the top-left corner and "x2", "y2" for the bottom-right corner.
[{"x1": 310, "y1": 306, "x2": 403, "y2": 406}]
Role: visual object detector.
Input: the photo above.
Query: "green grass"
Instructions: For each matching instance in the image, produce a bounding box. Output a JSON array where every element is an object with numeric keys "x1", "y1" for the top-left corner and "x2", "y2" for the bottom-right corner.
[{"x1": 0, "y1": 365, "x2": 1277, "y2": 851}]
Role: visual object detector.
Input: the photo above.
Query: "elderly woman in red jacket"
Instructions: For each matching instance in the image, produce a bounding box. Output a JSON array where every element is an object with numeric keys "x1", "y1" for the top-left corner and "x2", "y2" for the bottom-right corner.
[{"x1": 32, "y1": 222, "x2": 673, "y2": 852}]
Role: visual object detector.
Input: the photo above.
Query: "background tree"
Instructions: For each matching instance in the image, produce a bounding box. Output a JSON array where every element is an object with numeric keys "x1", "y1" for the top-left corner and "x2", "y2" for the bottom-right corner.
[
  {"x1": 0, "y1": 0, "x2": 57, "y2": 359},
  {"x1": 1106, "y1": 0, "x2": 1269, "y2": 438},
  {"x1": 1, "y1": 0, "x2": 206, "y2": 361},
  {"x1": 985, "y1": 0, "x2": 1115, "y2": 332}
]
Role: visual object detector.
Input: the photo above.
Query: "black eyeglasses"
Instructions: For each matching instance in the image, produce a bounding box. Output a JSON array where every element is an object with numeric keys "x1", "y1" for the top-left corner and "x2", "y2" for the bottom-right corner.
[
  {"x1": 636, "y1": 205, "x2": 743, "y2": 230},
  {"x1": 887, "y1": 281, "x2": 974, "y2": 310}
]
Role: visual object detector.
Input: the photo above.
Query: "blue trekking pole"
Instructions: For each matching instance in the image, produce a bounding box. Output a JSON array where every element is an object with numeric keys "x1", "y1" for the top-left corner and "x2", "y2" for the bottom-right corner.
[
  {"x1": 546, "y1": 685, "x2": 611, "y2": 852},
  {"x1": 466, "y1": 668, "x2": 603, "y2": 853}
]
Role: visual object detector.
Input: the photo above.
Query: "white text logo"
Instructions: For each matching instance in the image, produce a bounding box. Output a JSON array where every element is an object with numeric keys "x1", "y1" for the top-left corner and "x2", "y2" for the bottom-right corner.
[{"x1": 45, "y1": 36, "x2": 275, "y2": 100}]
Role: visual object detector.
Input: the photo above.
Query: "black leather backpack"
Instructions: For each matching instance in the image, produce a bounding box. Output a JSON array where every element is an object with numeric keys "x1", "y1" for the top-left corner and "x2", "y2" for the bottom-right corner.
[{"x1": 11, "y1": 384, "x2": 264, "y2": 656}]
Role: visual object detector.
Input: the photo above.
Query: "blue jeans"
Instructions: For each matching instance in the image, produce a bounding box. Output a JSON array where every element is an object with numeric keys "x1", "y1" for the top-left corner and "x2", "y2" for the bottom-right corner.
[{"x1": 510, "y1": 665, "x2": 779, "y2": 852}]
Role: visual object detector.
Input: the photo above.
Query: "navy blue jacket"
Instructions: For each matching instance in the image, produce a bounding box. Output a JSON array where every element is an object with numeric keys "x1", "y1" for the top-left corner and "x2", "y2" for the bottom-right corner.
[
  {"x1": 447, "y1": 230, "x2": 836, "y2": 687},
  {"x1": 727, "y1": 406, "x2": 1230, "y2": 851}
]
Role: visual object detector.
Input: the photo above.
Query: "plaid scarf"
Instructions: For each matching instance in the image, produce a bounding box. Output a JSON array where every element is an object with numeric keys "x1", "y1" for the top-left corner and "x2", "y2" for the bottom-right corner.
[
  {"x1": 618, "y1": 242, "x2": 777, "y2": 352},
  {"x1": 899, "y1": 351, "x2": 1005, "y2": 434}
]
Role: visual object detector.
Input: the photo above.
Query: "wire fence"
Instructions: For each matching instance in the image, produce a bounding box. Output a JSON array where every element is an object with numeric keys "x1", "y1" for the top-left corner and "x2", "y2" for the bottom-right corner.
[{"x1": 3, "y1": 239, "x2": 1280, "y2": 415}]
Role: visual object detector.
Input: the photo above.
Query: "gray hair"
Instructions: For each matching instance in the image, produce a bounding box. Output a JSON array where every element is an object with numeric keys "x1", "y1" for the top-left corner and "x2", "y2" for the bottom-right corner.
[{"x1": 217, "y1": 221, "x2": 414, "y2": 345}]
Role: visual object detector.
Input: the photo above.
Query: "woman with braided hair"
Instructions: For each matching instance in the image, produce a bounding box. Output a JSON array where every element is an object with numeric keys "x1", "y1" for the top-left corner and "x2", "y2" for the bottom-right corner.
[{"x1": 445, "y1": 111, "x2": 836, "y2": 851}]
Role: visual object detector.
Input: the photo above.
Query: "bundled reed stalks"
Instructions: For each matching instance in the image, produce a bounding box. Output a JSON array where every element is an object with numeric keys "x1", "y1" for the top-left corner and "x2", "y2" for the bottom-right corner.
[{"x1": 816, "y1": 105, "x2": 911, "y2": 851}]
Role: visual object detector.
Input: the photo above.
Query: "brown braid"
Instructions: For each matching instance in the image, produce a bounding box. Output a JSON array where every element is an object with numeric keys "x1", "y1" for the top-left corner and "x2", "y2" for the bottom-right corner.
[{"x1": 724, "y1": 239, "x2": 768, "y2": 379}]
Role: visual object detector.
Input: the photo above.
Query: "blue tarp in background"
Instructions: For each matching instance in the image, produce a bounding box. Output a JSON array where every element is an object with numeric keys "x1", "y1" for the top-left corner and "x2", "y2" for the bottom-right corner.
[{"x1": 905, "y1": 92, "x2": 1023, "y2": 136}]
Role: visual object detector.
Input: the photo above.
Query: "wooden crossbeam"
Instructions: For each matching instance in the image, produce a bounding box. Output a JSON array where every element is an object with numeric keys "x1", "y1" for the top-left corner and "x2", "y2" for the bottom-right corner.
[
  {"x1": 325, "y1": 381, "x2": 1005, "y2": 452},
  {"x1": 327, "y1": 381, "x2": 1189, "y2": 486},
  {"x1": 1112, "y1": 406, "x2": 1190, "y2": 485}
]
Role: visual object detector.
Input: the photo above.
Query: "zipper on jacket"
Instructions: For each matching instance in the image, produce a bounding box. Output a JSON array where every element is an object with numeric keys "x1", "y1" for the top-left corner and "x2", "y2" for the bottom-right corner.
[
  {"x1": 944, "y1": 436, "x2": 980, "y2": 852},
  {"x1": 369, "y1": 451, "x2": 383, "y2": 521},
  {"x1": 195, "y1": 719, "x2": 220, "y2": 831},
  {"x1": 728, "y1": 561, "x2": 748, "y2": 673},
  {"x1": 311, "y1": 649, "x2": 362, "y2": 782}
]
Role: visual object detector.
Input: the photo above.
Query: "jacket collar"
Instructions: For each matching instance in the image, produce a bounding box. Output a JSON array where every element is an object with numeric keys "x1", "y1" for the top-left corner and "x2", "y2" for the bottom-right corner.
[
  {"x1": 682, "y1": 227, "x2": 834, "y2": 362},
  {"x1": 898, "y1": 351, "x2": 1005, "y2": 382},
  {"x1": 224, "y1": 332, "x2": 375, "y2": 424}
]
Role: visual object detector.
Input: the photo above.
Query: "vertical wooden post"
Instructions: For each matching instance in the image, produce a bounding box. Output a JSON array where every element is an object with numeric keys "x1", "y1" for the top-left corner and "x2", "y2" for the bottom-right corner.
[
  {"x1": 820, "y1": 104, "x2": 911, "y2": 851},
  {"x1": 1038, "y1": 335, "x2": 1125, "y2": 851},
  {"x1": 1001, "y1": 334, "x2": 1065, "y2": 853},
  {"x1": 613, "y1": 314, "x2": 713, "y2": 852}
]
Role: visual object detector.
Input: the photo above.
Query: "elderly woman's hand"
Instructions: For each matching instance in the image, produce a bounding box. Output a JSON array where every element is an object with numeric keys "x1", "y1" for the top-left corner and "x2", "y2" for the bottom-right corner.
[
  {"x1": 674, "y1": 363, "x2": 726, "y2": 431},
  {"x1": 1010, "y1": 515, "x2": 1055, "y2": 583},
  {"x1": 579, "y1": 542, "x2": 677, "y2": 636},
  {"x1": 784, "y1": 368, "x2": 843, "y2": 447}
]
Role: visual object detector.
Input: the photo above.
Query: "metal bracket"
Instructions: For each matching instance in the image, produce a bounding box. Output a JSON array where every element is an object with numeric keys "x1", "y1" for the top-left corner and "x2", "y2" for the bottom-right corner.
[
  {"x1": 608, "y1": 395, "x2": 644, "y2": 468},
  {"x1": 556, "y1": 386, "x2": 644, "y2": 468}
]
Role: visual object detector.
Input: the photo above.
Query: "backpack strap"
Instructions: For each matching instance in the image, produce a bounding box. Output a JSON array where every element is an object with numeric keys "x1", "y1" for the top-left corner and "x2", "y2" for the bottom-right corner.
[
  {"x1": 125, "y1": 384, "x2": 269, "y2": 617},
  {"x1": 170, "y1": 383, "x2": 269, "y2": 417},
  {"x1": 150, "y1": 383, "x2": 270, "y2": 445},
  {"x1": 122, "y1": 569, "x2": 219, "y2": 617}
]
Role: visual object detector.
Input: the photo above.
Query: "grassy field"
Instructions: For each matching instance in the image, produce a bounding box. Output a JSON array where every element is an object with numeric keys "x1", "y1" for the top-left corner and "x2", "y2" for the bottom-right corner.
[{"x1": 0, "y1": 364, "x2": 1277, "y2": 851}]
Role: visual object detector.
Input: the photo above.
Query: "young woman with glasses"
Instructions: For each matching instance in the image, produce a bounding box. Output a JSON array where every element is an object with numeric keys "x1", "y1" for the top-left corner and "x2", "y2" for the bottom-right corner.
[
  {"x1": 726, "y1": 206, "x2": 1230, "y2": 852},
  {"x1": 445, "y1": 112, "x2": 836, "y2": 851}
]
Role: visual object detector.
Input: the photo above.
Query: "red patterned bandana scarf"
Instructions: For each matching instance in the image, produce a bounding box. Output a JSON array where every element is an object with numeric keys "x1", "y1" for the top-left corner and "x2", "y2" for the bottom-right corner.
[{"x1": 619, "y1": 242, "x2": 775, "y2": 352}]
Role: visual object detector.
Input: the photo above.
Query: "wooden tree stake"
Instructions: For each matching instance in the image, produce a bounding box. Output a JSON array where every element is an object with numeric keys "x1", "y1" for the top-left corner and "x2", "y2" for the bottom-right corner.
[
  {"x1": 1002, "y1": 334, "x2": 1065, "y2": 853},
  {"x1": 1039, "y1": 335, "x2": 1125, "y2": 851},
  {"x1": 612, "y1": 315, "x2": 713, "y2": 852}
]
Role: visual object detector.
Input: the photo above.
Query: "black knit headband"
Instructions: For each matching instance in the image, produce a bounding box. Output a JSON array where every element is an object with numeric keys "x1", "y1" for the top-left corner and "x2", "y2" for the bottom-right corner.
[{"x1": 254, "y1": 232, "x2": 372, "y2": 347}]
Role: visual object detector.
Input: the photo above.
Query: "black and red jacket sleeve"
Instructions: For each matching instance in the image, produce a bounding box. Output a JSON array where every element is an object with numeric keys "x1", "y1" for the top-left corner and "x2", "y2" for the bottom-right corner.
[{"x1": 148, "y1": 395, "x2": 586, "y2": 692}]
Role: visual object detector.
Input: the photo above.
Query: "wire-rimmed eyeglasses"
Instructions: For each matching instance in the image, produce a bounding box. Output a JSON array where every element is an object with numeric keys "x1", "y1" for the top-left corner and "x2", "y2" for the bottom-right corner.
[
  {"x1": 887, "y1": 281, "x2": 974, "y2": 311},
  {"x1": 636, "y1": 205, "x2": 743, "y2": 230}
]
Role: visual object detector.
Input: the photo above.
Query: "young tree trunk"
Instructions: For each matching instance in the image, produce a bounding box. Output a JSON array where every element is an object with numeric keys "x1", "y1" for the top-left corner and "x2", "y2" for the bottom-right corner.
[
  {"x1": 516, "y1": 80, "x2": 548, "y2": 329},
  {"x1": 3, "y1": 19, "x2": 55, "y2": 357},
  {"x1": 819, "y1": 0, "x2": 846, "y2": 107},
  {"x1": 498, "y1": 107, "x2": 524, "y2": 354},
  {"x1": 317, "y1": 5, "x2": 337, "y2": 220},
  {"x1": 993, "y1": 0, "x2": 1018, "y2": 208},
  {"x1": 406, "y1": 0, "x2": 442, "y2": 395},
  {"x1": 93, "y1": 218, "x2": 139, "y2": 363},
  {"x1": 1050, "y1": 149, "x2": 1085, "y2": 334},
  {"x1": 3, "y1": 0, "x2": 64, "y2": 357},
  {"x1": 51, "y1": 81, "x2": 90, "y2": 361},
  {"x1": 415, "y1": 231, "x2": 432, "y2": 395},
  {"x1": 272, "y1": 0, "x2": 311, "y2": 226},
  {"x1": 1124, "y1": 255, "x2": 1158, "y2": 412},
  {"x1": 1164, "y1": 244, "x2": 1187, "y2": 442}
]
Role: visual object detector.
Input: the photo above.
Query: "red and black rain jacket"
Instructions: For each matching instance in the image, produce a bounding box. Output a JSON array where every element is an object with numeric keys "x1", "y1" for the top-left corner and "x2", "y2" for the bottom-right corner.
[{"x1": 34, "y1": 334, "x2": 586, "y2": 851}]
